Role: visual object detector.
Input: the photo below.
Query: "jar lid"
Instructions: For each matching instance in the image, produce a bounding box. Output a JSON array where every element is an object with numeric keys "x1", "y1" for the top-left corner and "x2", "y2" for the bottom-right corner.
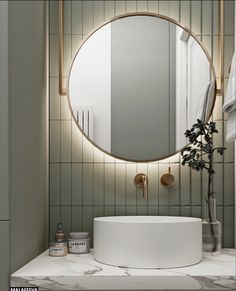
[
  {"x1": 69, "y1": 232, "x2": 89, "y2": 239},
  {"x1": 50, "y1": 240, "x2": 67, "y2": 246}
]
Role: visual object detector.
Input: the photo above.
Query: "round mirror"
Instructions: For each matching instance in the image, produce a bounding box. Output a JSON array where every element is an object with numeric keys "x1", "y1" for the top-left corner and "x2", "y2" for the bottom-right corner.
[{"x1": 68, "y1": 13, "x2": 216, "y2": 162}]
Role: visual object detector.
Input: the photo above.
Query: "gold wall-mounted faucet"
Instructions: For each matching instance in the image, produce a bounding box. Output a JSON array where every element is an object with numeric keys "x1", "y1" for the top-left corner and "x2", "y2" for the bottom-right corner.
[{"x1": 134, "y1": 173, "x2": 148, "y2": 199}]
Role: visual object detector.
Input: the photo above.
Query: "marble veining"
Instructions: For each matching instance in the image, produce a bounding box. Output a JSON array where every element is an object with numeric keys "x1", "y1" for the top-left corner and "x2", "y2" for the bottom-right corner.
[{"x1": 11, "y1": 249, "x2": 236, "y2": 290}]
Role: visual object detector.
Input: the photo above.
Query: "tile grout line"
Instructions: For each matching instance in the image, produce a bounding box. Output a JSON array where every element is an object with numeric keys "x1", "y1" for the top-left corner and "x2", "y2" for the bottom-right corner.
[
  {"x1": 200, "y1": 0, "x2": 204, "y2": 219},
  {"x1": 168, "y1": 0, "x2": 171, "y2": 216},
  {"x1": 81, "y1": 0, "x2": 84, "y2": 231},
  {"x1": 222, "y1": 0, "x2": 225, "y2": 246},
  {"x1": 48, "y1": 0, "x2": 52, "y2": 243},
  {"x1": 70, "y1": 0, "x2": 73, "y2": 233},
  {"x1": 92, "y1": 0, "x2": 95, "y2": 228}
]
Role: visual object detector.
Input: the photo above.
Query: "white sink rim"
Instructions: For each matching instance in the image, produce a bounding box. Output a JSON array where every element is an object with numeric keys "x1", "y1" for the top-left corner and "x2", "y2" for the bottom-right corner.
[{"x1": 94, "y1": 216, "x2": 201, "y2": 223}]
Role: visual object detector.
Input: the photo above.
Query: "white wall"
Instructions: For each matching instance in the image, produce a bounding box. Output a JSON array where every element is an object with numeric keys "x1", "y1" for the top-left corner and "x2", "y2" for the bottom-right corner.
[{"x1": 176, "y1": 27, "x2": 187, "y2": 149}]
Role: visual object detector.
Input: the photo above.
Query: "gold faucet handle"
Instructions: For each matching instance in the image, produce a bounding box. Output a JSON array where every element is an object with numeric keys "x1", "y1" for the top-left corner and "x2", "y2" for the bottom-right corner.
[{"x1": 160, "y1": 167, "x2": 175, "y2": 187}]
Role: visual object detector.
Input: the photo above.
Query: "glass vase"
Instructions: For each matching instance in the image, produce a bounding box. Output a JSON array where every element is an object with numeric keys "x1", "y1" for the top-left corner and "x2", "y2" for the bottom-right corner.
[{"x1": 202, "y1": 197, "x2": 221, "y2": 254}]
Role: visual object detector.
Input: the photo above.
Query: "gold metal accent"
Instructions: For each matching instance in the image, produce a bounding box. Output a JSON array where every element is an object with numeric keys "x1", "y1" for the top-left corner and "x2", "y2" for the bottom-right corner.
[
  {"x1": 160, "y1": 167, "x2": 175, "y2": 187},
  {"x1": 134, "y1": 173, "x2": 148, "y2": 199},
  {"x1": 59, "y1": 0, "x2": 67, "y2": 96},
  {"x1": 65, "y1": 11, "x2": 221, "y2": 163},
  {"x1": 218, "y1": 0, "x2": 224, "y2": 96}
]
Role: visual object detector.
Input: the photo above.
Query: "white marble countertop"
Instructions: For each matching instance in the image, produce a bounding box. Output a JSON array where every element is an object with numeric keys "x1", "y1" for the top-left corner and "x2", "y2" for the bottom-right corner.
[{"x1": 11, "y1": 249, "x2": 236, "y2": 291}]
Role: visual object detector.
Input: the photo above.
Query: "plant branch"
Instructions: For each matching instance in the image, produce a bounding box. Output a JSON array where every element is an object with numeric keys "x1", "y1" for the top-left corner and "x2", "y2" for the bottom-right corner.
[{"x1": 181, "y1": 119, "x2": 226, "y2": 253}]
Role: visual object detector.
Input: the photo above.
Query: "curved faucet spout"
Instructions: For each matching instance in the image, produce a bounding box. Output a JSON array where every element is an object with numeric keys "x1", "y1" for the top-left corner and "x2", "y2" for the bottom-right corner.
[
  {"x1": 134, "y1": 173, "x2": 148, "y2": 199},
  {"x1": 142, "y1": 174, "x2": 148, "y2": 199}
]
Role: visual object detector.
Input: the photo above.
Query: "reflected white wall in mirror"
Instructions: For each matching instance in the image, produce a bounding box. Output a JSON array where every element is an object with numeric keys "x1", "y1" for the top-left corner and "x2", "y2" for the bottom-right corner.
[
  {"x1": 70, "y1": 23, "x2": 111, "y2": 151},
  {"x1": 175, "y1": 27, "x2": 211, "y2": 149},
  {"x1": 68, "y1": 15, "x2": 215, "y2": 162}
]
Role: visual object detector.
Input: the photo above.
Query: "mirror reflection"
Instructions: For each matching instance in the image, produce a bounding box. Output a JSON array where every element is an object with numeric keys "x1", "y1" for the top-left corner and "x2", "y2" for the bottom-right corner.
[{"x1": 68, "y1": 15, "x2": 215, "y2": 161}]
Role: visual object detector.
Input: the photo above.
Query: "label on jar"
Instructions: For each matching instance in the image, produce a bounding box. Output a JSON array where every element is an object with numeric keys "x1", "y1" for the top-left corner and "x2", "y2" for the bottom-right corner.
[
  {"x1": 68, "y1": 239, "x2": 88, "y2": 253},
  {"x1": 49, "y1": 246, "x2": 66, "y2": 256}
]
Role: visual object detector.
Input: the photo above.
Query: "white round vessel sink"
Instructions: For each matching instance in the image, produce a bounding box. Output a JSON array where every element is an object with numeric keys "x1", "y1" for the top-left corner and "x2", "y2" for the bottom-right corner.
[{"x1": 94, "y1": 216, "x2": 202, "y2": 269}]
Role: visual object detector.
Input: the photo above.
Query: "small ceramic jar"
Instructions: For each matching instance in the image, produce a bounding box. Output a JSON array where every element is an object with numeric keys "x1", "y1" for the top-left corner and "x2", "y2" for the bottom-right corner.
[
  {"x1": 49, "y1": 241, "x2": 68, "y2": 257},
  {"x1": 68, "y1": 232, "x2": 90, "y2": 254}
]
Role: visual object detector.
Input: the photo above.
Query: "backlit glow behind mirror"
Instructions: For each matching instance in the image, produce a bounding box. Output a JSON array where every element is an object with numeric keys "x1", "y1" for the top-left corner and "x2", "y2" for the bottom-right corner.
[{"x1": 68, "y1": 13, "x2": 216, "y2": 162}]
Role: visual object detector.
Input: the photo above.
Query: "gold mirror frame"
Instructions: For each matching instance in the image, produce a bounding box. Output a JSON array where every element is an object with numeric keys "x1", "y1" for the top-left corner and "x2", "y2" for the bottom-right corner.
[{"x1": 65, "y1": 12, "x2": 217, "y2": 163}]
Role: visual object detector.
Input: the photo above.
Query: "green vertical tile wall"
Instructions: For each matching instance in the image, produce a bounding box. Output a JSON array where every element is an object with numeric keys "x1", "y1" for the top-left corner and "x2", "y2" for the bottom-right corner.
[{"x1": 49, "y1": 0, "x2": 235, "y2": 247}]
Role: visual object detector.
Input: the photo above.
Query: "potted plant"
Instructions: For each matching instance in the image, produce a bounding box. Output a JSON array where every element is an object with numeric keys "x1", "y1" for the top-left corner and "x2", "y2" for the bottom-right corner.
[{"x1": 181, "y1": 119, "x2": 226, "y2": 253}]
